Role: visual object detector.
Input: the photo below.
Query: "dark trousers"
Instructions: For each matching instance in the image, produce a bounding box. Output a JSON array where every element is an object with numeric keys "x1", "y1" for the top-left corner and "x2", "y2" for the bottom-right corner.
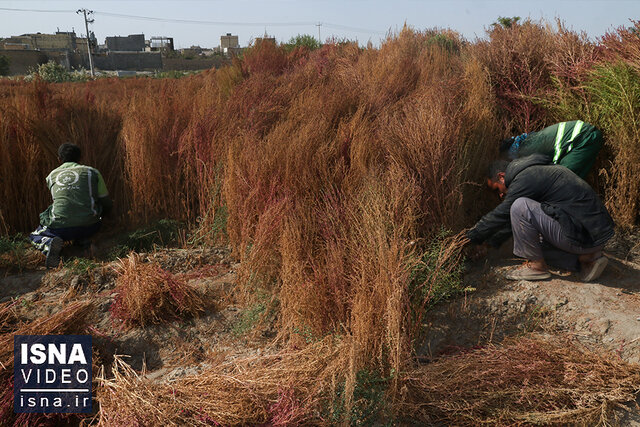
[{"x1": 29, "y1": 222, "x2": 101, "y2": 255}]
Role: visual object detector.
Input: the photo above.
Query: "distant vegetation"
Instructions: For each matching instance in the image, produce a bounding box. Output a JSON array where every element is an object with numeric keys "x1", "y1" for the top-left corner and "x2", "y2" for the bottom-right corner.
[
  {"x1": 26, "y1": 60, "x2": 90, "y2": 83},
  {"x1": 283, "y1": 34, "x2": 321, "y2": 51}
]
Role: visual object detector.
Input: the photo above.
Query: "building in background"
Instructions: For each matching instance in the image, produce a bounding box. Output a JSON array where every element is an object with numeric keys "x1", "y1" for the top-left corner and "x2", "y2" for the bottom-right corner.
[
  {"x1": 220, "y1": 33, "x2": 241, "y2": 56},
  {"x1": 0, "y1": 31, "x2": 92, "y2": 53},
  {"x1": 1, "y1": 28, "x2": 233, "y2": 75},
  {"x1": 0, "y1": 30, "x2": 93, "y2": 74},
  {"x1": 105, "y1": 34, "x2": 145, "y2": 52},
  {"x1": 148, "y1": 36, "x2": 174, "y2": 52}
]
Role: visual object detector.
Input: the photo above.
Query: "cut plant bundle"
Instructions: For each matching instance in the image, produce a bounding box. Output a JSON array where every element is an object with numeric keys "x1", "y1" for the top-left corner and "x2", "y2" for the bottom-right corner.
[
  {"x1": 110, "y1": 253, "x2": 206, "y2": 328},
  {"x1": 402, "y1": 335, "x2": 640, "y2": 426}
]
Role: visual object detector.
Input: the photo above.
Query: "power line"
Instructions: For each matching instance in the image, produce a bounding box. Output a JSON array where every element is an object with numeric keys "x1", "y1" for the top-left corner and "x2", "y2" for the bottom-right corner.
[
  {"x1": 324, "y1": 23, "x2": 387, "y2": 36},
  {"x1": 94, "y1": 11, "x2": 316, "y2": 27},
  {"x1": 0, "y1": 7, "x2": 75, "y2": 13},
  {"x1": 0, "y1": 6, "x2": 387, "y2": 36}
]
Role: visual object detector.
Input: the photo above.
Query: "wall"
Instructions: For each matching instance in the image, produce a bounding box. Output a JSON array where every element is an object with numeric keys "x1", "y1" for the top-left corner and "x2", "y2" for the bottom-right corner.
[
  {"x1": 93, "y1": 52, "x2": 162, "y2": 71},
  {"x1": 105, "y1": 34, "x2": 145, "y2": 52},
  {"x1": 162, "y1": 56, "x2": 227, "y2": 71},
  {"x1": 0, "y1": 50, "x2": 48, "y2": 75}
]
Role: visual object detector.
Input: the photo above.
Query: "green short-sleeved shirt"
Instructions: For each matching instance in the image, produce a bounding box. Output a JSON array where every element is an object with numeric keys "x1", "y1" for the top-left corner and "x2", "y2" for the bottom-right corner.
[{"x1": 39, "y1": 162, "x2": 109, "y2": 228}]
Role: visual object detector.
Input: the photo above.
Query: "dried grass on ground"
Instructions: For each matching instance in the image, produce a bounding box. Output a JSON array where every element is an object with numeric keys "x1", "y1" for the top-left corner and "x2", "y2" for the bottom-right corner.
[
  {"x1": 97, "y1": 337, "x2": 343, "y2": 426},
  {"x1": 110, "y1": 253, "x2": 206, "y2": 328},
  {"x1": 402, "y1": 335, "x2": 640, "y2": 426},
  {"x1": 97, "y1": 334, "x2": 640, "y2": 426}
]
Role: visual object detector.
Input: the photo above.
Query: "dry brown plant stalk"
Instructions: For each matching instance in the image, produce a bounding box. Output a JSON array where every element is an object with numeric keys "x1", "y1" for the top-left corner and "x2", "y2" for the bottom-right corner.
[
  {"x1": 110, "y1": 253, "x2": 206, "y2": 328},
  {"x1": 400, "y1": 335, "x2": 640, "y2": 426},
  {"x1": 97, "y1": 337, "x2": 345, "y2": 426}
]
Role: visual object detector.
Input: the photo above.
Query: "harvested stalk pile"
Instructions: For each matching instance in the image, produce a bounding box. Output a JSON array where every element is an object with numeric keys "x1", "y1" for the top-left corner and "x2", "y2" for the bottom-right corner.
[
  {"x1": 401, "y1": 335, "x2": 640, "y2": 426},
  {"x1": 110, "y1": 253, "x2": 207, "y2": 328},
  {"x1": 97, "y1": 338, "x2": 343, "y2": 426},
  {"x1": 97, "y1": 334, "x2": 640, "y2": 425}
]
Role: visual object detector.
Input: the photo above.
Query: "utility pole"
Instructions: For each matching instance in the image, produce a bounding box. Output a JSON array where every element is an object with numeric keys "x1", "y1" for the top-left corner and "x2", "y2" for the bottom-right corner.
[
  {"x1": 316, "y1": 22, "x2": 322, "y2": 46},
  {"x1": 77, "y1": 9, "x2": 95, "y2": 77}
]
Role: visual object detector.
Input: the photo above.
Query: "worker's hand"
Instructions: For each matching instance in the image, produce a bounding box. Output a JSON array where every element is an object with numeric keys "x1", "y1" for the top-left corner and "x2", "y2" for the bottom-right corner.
[{"x1": 464, "y1": 242, "x2": 489, "y2": 261}]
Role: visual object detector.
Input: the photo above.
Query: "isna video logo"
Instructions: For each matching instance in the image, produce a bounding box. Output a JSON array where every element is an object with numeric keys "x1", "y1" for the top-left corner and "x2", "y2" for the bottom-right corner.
[{"x1": 14, "y1": 335, "x2": 92, "y2": 413}]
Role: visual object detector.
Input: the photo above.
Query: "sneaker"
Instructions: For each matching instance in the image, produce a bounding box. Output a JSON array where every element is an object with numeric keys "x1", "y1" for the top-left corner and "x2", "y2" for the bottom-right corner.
[
  {"x1": 580, "y1": 256, "x2": 608, "y2": 282},
  {"x1": 45, "y1": 237, "x2": 64, "y2": 269},
  {"x1": 505, "y1": 266, "x2": 551, "y2": 281}
]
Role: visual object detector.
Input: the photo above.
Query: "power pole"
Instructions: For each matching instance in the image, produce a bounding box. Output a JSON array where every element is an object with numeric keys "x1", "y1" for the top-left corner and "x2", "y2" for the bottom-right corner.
[
  {"x1": 316, "y1": 22, "x2": 322, "y2": 46},
  {"x1": 77, "y1": 9, "x2": 95, "y2": 77}
]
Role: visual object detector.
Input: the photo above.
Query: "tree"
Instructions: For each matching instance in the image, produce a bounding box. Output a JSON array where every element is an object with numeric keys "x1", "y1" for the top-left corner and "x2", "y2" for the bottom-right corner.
[
  {"x1": 0, "y1": 55, "x2": 9, "y2": 76},
  {"x1": 492, "y1": 16, "x2": 521, "y2": 29},
  {"x1": 283, "y1": 34, "x2": 320, "y2": 52}
]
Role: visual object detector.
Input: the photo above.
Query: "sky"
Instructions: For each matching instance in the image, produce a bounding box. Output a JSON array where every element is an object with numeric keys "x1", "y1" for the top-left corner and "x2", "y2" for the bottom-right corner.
[{"x1": 0, "y1": 0, "x2": 638, "y2": 49}]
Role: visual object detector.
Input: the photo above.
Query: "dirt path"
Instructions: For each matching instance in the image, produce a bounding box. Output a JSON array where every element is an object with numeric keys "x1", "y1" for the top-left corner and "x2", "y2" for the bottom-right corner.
[{"x1": 420, "y1": 249, "x2": 640, "y2": 362}]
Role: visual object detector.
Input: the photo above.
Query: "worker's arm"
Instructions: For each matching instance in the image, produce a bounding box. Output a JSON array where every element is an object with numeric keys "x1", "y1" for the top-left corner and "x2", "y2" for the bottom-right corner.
[
  {"x1": 467, "y1": 178, "x2": 535, "y2": 246},
  {"x1": 99, "y1": 196, "x2": 113, "y2": 216},
  {"x1": 95, "y1": 170, "x2": 112, "y2": 217}
]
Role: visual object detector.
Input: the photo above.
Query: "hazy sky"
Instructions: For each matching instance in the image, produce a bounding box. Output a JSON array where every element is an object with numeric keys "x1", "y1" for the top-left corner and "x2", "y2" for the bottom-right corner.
[{"x1": 1, "y1": 0, "x2": 638, "y2": 49}]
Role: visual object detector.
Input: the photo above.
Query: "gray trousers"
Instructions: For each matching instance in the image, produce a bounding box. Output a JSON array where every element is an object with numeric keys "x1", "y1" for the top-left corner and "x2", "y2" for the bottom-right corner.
[{"x1": 510, "y1": 197, "x2": 603, "y2": 265}]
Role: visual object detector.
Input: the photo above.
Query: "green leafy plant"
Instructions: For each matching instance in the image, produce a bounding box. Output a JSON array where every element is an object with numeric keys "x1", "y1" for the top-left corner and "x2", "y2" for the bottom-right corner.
[
  {"x1": 232, "y1": 290, "x2": 277, "y2": 336},
  {"x1": 408, "y1": 229, "x2": 467, "y2": 345},
  {"x1": 65, "y1": 257, "x2": 98, "y2": 275},
  {"x1": 326, "y1": 369, "x2": 392, "y2": 425},
  {"x1": 283, "y1": 34, "x2": 320, "y2": 52},
  {"x1": 0, "y1": 234, "x2": 25, "y2": 255},
  {"x1": 0, "y1": 233, "x2": 40, "y2": 271},
  {"x1": 153, "y1": 70, "x2": 198, "y2": 79},
  {"x1": 27, "y1": 61, "x2": 89, "y2": 83}
]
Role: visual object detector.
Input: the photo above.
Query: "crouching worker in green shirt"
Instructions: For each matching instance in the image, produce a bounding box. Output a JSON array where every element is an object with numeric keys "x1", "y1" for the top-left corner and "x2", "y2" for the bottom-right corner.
[
  {"x1": 29, "y1": 143, "x2": 112, "y2": 268},
  {"x1": 500, "y1": 120, "x2": 603, "y2": 179}
]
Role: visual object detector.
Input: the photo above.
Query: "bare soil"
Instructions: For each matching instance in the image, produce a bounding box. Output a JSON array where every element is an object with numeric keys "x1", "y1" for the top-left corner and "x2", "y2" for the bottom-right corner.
[{"x1": 419, "y1": 232, "x2": 640, "y2": 425}]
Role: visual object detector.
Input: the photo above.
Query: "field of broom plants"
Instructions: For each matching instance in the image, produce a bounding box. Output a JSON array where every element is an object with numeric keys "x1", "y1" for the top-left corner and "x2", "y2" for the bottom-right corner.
[{"x1": 1, "y1": 19, "x2": 640, "y2": 424}]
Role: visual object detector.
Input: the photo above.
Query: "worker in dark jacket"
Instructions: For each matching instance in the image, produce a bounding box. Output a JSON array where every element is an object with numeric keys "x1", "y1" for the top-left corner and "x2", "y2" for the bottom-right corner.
[
  {"x1": 467, "y1": 154, "x2": 614, "y2": 282},
  {"x1": 500, "y1": 120, "x2": 603, "y2": 179}
]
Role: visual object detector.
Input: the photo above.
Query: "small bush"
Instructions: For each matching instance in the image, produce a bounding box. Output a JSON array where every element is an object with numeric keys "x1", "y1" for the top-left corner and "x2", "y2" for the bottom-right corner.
[
  {"x1": 326, "y1": 369, "x2": 392, "y2": 426},
  {"x1": 232, "y1": 289, "x2": 277, "y2": 336},
  {"x1": 27, "y1": 61, "x2": 89, "y2": 83},
  {"x1": 65, "y1": 257, "x2": 98, "y2": 275},
  {"x1": 408, "y1": 230, "x2": 467, "y2": 343},
  {"x1": 110, "y1": 254, "x2": 206, "y2": 328},
  {"x1": 153, "y1": 70, "x2": 198, "y2": 79}
]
